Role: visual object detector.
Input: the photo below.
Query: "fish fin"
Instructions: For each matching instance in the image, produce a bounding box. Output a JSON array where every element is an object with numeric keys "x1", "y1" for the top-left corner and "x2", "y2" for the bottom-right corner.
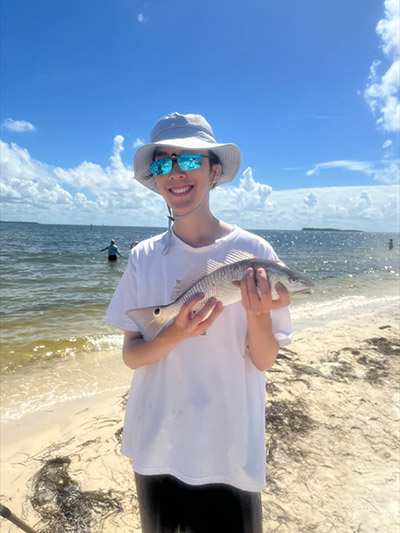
[
  {"x1": 125, "y1": 306, "x2": 169, "y2": 342},
  {"x1": 225, "y1": 249, "x2": 255, "y2": 264},
  {"x1": 170, "y1": 259, "x2": 224, "y2": 301}
]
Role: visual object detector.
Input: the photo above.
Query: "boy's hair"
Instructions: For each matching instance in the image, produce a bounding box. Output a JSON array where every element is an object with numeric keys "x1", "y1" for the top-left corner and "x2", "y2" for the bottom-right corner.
[{"x1": 208, "y1": 150, "x2": 221, "y2": 189}]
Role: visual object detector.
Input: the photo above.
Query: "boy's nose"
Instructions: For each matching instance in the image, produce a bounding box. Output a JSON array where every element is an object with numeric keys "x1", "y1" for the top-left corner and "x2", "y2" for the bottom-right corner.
[{"x1": 168, "y1": 160, "x2": 186, "y2": 178}]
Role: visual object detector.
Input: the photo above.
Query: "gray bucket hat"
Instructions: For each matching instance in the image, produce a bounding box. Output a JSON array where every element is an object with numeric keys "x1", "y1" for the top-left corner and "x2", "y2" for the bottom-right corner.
[{"x1": 133, "y1": 112, "x2": 241, "y2": 194}]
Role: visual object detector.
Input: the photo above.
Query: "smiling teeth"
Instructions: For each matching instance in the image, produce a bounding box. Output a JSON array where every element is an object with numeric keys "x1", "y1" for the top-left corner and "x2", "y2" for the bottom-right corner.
[{"x1": 171, "y1": 186, "x2": 191, "y2": 194}]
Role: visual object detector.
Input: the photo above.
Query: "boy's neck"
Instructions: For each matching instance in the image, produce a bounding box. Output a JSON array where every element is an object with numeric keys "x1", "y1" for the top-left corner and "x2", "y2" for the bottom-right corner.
[{"x1": 172, "y1": 213, "x2": 233, "y2": 248}]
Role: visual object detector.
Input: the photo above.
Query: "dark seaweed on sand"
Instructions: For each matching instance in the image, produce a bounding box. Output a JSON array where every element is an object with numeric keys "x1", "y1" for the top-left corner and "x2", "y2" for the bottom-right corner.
[
  {"x1": 30, "y1": 457, "x2": 123, "y2": 532},
  {"x1": 265, "y1": 398, "x2": 315, "y2": 466}
]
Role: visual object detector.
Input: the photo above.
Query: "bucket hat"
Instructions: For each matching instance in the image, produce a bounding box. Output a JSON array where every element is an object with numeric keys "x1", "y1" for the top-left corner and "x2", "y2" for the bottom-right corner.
[{"x1": 133, "y1": 112, "x2": 241, "y2": 194}]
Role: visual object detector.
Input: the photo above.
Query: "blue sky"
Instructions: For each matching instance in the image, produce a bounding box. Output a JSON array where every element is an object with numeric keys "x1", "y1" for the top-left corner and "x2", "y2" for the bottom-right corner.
[{"x1": 1, "y1": 0, "x2": 399, "y2": 231}]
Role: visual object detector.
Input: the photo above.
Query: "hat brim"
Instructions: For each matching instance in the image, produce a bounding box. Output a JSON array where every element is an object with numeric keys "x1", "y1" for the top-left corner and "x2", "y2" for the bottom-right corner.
[{"x1": 133, "y1": 138, "x2": 241, "y2": 194}]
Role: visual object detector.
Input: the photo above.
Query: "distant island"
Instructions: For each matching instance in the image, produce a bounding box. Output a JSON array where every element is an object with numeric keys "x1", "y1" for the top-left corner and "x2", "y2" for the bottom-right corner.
[
  {"x1": 301, "y1": 227, "x2": 364, "y2": 232},
  {"x1": 0, "y1": 220, "x2": 38, "y2": 224}
]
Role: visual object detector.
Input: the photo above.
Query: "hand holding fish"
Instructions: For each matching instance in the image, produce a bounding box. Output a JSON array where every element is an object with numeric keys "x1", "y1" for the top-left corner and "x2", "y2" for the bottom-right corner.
[
  {"x1": 240, "y1": 267, "x2": 291, "y2": 371},
  {"x1": 240, "y1": 268, "x2": 290, "y2": 315},
  {"x1": 170, "y1": 293, "x2": 225, "y2": 339}
]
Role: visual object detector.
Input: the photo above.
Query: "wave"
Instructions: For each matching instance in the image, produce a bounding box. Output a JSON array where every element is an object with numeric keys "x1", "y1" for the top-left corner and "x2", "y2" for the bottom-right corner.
[
  {"x1": 1, "y1": 333, "x2": 123, "y2": 373},
  {"x1": 291, "y1": 293, "x2": 399, "y2": 330}
]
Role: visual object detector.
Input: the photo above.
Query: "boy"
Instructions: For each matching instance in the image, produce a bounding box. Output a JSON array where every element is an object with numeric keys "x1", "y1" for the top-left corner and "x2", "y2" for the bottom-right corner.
[{"x1": 105, "y1": 112, "x2": 292, "y2": 532}]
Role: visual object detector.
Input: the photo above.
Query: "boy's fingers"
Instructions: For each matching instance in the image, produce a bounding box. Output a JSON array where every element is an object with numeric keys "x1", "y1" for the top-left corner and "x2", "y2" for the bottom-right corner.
[
  {"x1": 181, "y1": 293, "x2": 205, "y2": 314},
  {"x1": 194, "y1": 297, "x2": 216, "y2": 319},
  {"x1": 195, "y1": 301, "x2": 225, "y2": 333},
  {"x1": 271, "y1": 283, "x2": 291, "y2": 308}
]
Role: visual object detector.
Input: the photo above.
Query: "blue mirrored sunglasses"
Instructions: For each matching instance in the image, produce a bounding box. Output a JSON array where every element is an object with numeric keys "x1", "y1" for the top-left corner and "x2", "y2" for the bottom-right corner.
[{"x1": 150, "y1": 154, "x2": 210, "y2": 176}]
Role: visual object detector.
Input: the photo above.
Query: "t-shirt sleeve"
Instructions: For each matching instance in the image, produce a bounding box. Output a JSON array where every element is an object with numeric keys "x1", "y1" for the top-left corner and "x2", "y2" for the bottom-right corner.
[
  {"x1": 104, "y1": 252, "x2": 140, "y2": 332},
  {"x1": 270, "y1": 308, "x2": 293, "y2": 347}
]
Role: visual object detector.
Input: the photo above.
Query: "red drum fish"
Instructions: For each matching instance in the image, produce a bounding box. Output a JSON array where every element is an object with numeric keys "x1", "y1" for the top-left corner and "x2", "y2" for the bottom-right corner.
[{"x1": 126, "y1": 250, "x2": 313, "y2": 341}]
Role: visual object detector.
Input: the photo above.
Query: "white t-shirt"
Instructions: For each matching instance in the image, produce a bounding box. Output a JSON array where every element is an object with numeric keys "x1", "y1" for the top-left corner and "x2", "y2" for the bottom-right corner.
[{"x1": 105, "y1": 226, "x2": 293, "y2": 491}]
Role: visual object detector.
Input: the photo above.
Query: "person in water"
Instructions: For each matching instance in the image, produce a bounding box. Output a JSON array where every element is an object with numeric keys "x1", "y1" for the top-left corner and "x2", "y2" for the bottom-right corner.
[
  {"x1": 105, "y1": 112, "x2": 293, "y2": 532},
  {"x1": 99, "y1": 239, "x2": 122, "y2": 261}
]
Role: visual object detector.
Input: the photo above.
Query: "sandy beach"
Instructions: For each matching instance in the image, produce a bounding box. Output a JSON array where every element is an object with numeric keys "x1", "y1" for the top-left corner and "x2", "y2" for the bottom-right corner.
[{"x1": 1, "y1": 303, "x2": 399, "y2": 533}]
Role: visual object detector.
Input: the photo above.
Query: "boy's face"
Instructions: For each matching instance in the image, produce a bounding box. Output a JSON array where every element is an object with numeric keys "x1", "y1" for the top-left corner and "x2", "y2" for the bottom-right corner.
[{"x1": 153, "y1": 146, "x2": 221, "y2": 216}]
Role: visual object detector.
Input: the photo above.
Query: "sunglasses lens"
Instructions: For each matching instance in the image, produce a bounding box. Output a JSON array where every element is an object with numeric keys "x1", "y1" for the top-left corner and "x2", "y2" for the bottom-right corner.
[
  {"x1": 150, "y1": 158, "x2": 173, "y2": 175},
  {"x1": 150, "y1": 155, "x2": 203, "y2": 175},
  {"x1": 177, "y1": 155, "x2": 202, "y2": 170}
]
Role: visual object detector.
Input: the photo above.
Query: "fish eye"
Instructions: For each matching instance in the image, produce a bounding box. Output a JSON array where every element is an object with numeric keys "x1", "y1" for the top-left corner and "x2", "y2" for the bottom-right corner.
[
  {"x1": 289, "y1": 277, "x2": 299, "y2": 284},
  {"x1": 154, "y1": 308, "x2": 161, "y2": 315}
]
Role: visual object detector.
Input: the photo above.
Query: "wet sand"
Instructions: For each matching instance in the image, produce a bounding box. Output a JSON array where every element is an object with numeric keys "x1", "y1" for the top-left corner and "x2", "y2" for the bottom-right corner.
[{"x1": 1, "y1": 304, "x2": 399, "y2": 532}]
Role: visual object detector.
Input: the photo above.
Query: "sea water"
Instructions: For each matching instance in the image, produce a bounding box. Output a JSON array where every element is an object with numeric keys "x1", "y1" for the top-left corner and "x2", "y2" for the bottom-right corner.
[{"x1": 1, "y1": 222, "x2": 398, "y2": 421}]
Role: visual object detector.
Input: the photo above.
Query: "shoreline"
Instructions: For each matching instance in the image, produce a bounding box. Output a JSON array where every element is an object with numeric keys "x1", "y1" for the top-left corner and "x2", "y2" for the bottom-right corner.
[
  {"x1": 1, "y1": 304, "x2": 399, "y2": 532},
  {"x1": 2, "y1": 290, "x2": 398, "y2": 424}
]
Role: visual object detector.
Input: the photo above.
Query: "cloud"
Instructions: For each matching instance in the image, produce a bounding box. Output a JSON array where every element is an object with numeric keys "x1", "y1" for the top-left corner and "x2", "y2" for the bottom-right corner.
[
  {"x1": 138, "y1": 13, "x2": 146, "y2": 23},
  {"x1": 0, "y1": 137, "x2": 165, "y2": 225},
  {"x1": 376, "y1": 0, "x2": 400, "y2": 57},
  {"x1": 211, "y1": 167, "x2": 275, "y2": 222},
  {"x1": 303, "y1": 191, "x2": 317, "y2": 208},
  {"x1": 372, "y1": 162, "x2": 400, "y2": 184},
  {"x1": 2, "y1": 118, "x2": 36, "y2": 133},
  {"x1": 238, "y1": 185, "x2": 399, "y2": 232},
  {"x1": 364, "y1": 0, "x2": 400, "y2": 132},
  {"x1": 306, "y1": 159, "x2": 399, "y2": 184},
  {"x1": 382, "y1": 139, "x2": 393, "y2": 148},
  {"x1": 0, "y1": 139, "x2": 398, "y2": 231},
  {"x1": 306, "y1": 160, "x2": 374, "y2": 176},
  {"x1": 133, "y1": 138, "x2": 145, "y2": 148}
]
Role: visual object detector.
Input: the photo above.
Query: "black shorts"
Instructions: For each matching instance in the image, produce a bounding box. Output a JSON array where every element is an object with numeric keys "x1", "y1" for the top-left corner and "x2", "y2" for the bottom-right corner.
[
  {"x1": 108, "y1": 255, "x2": 117, "y2": 261},
  {"x1": 134, "y1": 473, "x2": 263, "y2": 533}
]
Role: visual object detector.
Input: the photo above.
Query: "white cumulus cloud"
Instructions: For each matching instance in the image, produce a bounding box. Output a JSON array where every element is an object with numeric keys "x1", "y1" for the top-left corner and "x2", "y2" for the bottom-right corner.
[
  {"x1": 303, "y1": 191, "x2": 318, "y2": 208},
  {"x1": 364, "y1": 0, "x2": 400, "y2": 132}
]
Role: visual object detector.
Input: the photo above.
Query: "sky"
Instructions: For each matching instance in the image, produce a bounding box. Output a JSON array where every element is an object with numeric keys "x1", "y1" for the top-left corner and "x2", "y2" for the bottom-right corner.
[{"x1": 1, "y1": 0, "x2": 399, "y2": 232}]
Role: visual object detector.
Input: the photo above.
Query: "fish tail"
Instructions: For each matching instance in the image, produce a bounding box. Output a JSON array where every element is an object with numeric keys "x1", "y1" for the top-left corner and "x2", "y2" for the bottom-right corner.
[{"x1": 125, "y1": 305, "x2": 170, "y2": 342}]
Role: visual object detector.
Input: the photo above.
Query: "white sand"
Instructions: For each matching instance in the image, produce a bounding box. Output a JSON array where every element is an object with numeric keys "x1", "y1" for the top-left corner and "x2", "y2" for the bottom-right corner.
[{"x1": 1, "y1": 304, "x2": 399, "y2": 532}]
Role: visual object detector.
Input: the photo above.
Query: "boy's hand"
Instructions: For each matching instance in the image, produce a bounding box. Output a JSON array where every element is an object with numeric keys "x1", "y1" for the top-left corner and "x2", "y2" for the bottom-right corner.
[
  {"x1": 240, "y1": 268, "x2": 290, "y2": 314},
  {"x1": 170, "y1": 293, "x2": 225, "y2": 339}
]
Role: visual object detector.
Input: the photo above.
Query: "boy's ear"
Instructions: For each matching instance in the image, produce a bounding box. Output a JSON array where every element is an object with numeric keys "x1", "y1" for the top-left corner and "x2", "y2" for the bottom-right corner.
[{"x1": 211, "y1": 164, "x2": 222, "y2": 184}]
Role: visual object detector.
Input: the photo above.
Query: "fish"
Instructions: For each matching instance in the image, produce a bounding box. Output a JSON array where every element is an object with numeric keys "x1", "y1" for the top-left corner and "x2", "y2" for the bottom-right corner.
[{"x1": 125, "y1": 249, "x2": 313, "y2": 342}]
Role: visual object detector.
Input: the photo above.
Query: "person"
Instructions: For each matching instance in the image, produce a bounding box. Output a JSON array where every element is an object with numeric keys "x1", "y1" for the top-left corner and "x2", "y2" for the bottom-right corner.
[
  {"x1": 99, "y1": 239, "x2": 122, "y2": 261},
  {"x1": 105, "y1": 112, "x2": 293, "y2": 532},
  {"x1": 389, "y1": 238, "x2": 393, "y2": 250}
]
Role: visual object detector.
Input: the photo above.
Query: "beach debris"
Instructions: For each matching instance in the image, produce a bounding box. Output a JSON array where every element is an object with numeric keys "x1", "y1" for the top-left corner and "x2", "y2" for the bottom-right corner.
[
  {"x1": 30, "y1": 456, "x2": 123, "y2": 532},
  {"x1": 266, "y1": 399, "x2": 315, "y2": 448},
  {"x1": 366, "y1": 336, "x2": 400, "y2": 356},
  {"x1": 285, "y1": 334, "x2": 400, "y2": 386},
  {"x1": 126, "y1": 249, "x2": 313, "y2": 341},
  {"x1": 115, "y1": 426, "x2": 124, "y2": 443},
  {"x1": 0, "y1": 502, "x2": 38, "y2": 533},
  {"x1": 264, "y1": 398, "x2": 316, "y2": 496}
]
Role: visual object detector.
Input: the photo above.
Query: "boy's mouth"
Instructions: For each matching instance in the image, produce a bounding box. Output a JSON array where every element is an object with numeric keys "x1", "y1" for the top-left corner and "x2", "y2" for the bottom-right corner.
[{"x1": 169, "y1": 185, "x2": 193, "y2": 195}]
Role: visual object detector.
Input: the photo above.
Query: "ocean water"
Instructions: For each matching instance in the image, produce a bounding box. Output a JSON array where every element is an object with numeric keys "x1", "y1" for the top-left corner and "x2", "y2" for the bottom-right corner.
[{"x1": 1, "y1": 222, "x2": 399, "y2": 421}]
